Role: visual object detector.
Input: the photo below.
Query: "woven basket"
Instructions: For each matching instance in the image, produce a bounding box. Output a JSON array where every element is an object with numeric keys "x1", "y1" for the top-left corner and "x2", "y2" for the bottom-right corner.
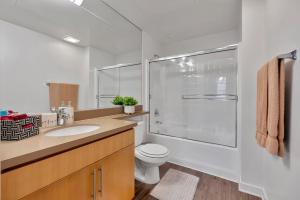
[{"x1": 1, "y1": 115, "x2": 41, "y2": 141}]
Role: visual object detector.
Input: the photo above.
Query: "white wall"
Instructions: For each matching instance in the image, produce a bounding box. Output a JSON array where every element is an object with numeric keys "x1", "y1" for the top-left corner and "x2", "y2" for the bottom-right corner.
[
  {"x1": 161, "y1": 29, "x2": 240, "y2": 57},
  {"x1": 263, "y1": 1, "x2": 300, "y2": 199},
  {"x1": 0, "y1": 20, "x2": 89, "y2": 112},
  {"x1": 115, "y1": 50, "x2": 141, "y2": 64},
  {"x1": 239, "y1": 0, "x2": 266, "y2": 191},
  {"x1": 239, "y1": 0, "x2": 300, "y2": 199},
  {"x1": 142, "y1": 31, "x2": 162, "y2": 61},
  {"x1": 0, "y1": 20, "x2": 142, "y2": 111},
  {"x1": 141, "y1": 31, "x2": 162, "y2": 107},
  {"x1": 89, "y1": 47, "x2": 115, "y2": 69}
]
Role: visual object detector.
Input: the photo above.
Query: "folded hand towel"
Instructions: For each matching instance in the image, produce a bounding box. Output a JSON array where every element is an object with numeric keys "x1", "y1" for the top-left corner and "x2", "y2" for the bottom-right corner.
[{"x1": 0, "y1": 114, "x2": 28, "y2": 121}]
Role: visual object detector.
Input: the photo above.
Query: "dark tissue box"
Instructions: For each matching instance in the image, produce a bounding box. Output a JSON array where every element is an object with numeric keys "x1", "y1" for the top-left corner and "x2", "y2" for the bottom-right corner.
[{"x1": 1, "y1": 115, "x2": 41, "y2": 141}]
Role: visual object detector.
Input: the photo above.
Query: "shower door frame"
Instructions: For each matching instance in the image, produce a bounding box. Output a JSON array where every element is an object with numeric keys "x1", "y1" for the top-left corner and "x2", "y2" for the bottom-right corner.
[
  {"x1": 97, "y1": 62, "x2": 142, "y2": 108},
  {"x1": 147, "y1": 44, "x2": 239, "y2": 148}
]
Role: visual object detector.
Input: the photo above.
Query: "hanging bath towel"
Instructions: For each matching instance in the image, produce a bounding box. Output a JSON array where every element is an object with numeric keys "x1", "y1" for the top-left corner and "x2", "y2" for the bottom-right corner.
[{"x1": 256, "y1": 57, "x2": 285, "y2": 157}]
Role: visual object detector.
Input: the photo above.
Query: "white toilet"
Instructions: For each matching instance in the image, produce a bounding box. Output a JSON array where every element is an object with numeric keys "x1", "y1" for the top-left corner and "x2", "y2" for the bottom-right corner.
[{"x1": 131, "y1": 116, "x2": 169, "y2": 184}]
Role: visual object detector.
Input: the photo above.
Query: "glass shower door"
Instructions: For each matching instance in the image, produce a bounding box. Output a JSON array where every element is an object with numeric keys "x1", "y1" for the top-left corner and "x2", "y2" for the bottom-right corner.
[
  {"x1": 119, "y1": 64, "x2": 142, "y2": 103},
  {"x1": 149, "y1": 49, "x2": 237, "y2": 147},
  {"x1": 98, "y1": 68, "x2": 120, "y2": 108},
  {"x1": 97, "y1": 64, "x2": 142, "y2": 108}
]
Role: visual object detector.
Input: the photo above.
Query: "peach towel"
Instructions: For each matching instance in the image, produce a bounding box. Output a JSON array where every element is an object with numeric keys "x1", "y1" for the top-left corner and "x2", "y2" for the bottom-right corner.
[{"x1": 256, "y1": 58, "x2": 285, "y2": 157}]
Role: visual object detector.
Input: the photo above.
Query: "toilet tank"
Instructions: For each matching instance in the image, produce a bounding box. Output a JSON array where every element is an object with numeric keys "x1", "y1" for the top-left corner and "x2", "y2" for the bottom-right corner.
[{"x1": 128, "y1": 116, "x2": 146, "y2": 146}]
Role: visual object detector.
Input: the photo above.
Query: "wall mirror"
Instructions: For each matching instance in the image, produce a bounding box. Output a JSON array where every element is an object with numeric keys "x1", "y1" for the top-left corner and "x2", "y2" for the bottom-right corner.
[{"x1": 0, "y1": 0, "x2": 142, "y2": 112}]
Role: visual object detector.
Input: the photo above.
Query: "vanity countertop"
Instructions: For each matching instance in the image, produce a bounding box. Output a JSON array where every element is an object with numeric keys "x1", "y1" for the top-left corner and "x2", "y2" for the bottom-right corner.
[{"x1": 0, "y1": 112, "x2": 148, "y2": 171}]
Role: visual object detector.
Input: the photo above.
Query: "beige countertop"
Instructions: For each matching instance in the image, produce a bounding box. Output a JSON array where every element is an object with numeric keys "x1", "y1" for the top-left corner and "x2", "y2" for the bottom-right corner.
[{"x1": 0, "y1": 112, "x2": 147, "y2": 172}]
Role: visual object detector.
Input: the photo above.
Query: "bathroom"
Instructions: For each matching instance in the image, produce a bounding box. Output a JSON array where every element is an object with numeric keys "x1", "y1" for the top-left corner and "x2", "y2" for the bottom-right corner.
[{"x1": 0, "y1": 0, "x2": 299, "y2": 200}]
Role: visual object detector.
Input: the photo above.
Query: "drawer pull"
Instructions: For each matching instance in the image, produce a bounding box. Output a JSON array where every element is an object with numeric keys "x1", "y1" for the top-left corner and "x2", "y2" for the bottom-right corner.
[
  {"x1": 91, "y1": 169, "x2": 96, "y2": 200},
  {"x1": 98, "y1": 167, "x2": 103, "y2": 195}
]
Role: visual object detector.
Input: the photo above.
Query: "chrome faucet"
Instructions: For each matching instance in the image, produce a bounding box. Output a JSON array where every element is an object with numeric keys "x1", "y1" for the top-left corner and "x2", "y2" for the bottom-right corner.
[{"x1": 58, "y1": 108, "x2": 68, "y2": 126}]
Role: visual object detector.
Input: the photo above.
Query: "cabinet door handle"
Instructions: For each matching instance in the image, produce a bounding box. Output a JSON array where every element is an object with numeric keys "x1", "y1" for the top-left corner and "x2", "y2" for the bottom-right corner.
[
  {"x1": 91, "y1": 168, "x2": 96, "y2": 200},
  {"x1": 98, "y1": 167, "x2": 103, "y2": 195}
]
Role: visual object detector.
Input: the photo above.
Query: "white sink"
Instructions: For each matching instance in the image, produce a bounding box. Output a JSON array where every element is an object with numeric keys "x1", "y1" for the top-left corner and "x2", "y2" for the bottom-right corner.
[{"x1": 46, "y1": 125, "x2": 100, "y2": 137}]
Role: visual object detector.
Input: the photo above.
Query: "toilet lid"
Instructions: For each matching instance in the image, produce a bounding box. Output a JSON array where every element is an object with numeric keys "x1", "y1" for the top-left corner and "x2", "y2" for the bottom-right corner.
[{"x1": 137, "y1": 144, "x2": 169, "y2": 158}]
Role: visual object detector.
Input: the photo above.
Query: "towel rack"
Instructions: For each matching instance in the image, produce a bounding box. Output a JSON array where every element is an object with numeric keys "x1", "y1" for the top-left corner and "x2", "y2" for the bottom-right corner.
[
  {"x1": 182, "y1": 94, "x2": 238, "y2": 101},
  {"x1": 277, "y1": 50, "x2": 297, "y2": 60},
  {"x1": 98, "y1": 95, "x2": 118, "y2": 98}
]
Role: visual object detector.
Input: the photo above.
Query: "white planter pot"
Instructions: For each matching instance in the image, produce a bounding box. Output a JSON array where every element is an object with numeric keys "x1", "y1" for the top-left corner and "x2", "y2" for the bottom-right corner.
[{"x1": 124, "y1": 106, "x2": 135, "y2": 114}]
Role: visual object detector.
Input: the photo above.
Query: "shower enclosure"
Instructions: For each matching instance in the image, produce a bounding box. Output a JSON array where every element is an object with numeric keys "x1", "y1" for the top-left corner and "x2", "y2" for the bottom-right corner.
[
  {"x1": 97, "y1": 63, "x2": 142, "y2": 108},
  {"x1": 149, "y1": 45, "x2": 238, "y2": 147}
]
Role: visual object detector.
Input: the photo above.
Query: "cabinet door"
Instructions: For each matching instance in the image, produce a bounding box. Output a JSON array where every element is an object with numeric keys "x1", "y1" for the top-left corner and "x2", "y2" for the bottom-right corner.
[
  {"x1": 21, "y1": 163, "x2": 98, "y2": 200},
  {"x1": 98, "y1": 145, "x2": 135, "y2": 200}
]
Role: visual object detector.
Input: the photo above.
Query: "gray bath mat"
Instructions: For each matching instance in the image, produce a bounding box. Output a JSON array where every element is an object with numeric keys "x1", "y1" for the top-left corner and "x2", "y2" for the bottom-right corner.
[{"x1": 150, "y1": 168, "x2": 199, "y2": 200}]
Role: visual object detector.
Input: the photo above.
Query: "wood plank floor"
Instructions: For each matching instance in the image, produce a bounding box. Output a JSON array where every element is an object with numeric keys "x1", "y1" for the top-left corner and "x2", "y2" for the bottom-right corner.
[{"x1": 134, "y1": 162, "x2": 261, "y2": 200}]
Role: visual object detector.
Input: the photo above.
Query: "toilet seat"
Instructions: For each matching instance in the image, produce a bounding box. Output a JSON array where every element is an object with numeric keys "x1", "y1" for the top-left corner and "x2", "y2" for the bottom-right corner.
[{"x1": 136, "y1": 143, "x2": 169, "y2": 158}]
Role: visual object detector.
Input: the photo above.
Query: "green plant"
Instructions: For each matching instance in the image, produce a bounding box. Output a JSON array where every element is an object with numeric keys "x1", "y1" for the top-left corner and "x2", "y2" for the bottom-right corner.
[
  {"x1": 123, "y1": 96, "x2": 138, "y2": 106},
  {"x1": 112, "y1": 96, "x2": 124, "y2": 105}
]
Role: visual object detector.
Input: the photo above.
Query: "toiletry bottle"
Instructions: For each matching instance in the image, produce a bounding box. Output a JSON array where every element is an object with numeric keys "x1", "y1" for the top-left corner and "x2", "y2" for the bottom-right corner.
[
  {"x1": 65, "y1": 101, "x2": 74, "y2": 125},
  {"x1": 0, "y1": 109, "x2": 8, "y2": 117}
]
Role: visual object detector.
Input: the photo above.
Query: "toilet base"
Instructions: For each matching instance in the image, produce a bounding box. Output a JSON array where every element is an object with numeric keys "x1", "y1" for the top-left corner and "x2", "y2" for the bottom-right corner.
[{"x1": 135, "y1": 159, "x2": 161, "y2": 184}]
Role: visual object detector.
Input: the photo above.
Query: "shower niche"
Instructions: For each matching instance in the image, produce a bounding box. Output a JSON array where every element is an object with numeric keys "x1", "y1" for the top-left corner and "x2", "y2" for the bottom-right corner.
[{"x1": 149, "y1": 46, "x2": 238, "y2": 147}]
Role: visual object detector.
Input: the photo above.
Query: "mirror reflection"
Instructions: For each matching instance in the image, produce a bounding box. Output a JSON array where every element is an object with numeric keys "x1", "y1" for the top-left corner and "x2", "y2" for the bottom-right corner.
[{"x1": 0, "y1": 0, "x2": 142, "y2": 112}]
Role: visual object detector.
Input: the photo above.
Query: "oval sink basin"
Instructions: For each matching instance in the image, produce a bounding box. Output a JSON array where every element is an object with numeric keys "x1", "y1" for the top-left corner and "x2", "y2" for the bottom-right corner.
[{"x1": 46, "y1": 125, "x2": 100, "y2": 137}]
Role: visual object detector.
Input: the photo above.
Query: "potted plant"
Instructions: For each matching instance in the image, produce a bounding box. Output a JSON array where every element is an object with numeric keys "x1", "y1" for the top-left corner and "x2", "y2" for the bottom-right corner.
[
  {"x1": 123, "y1": 96, "x2": 138, "y2": 114},
  {"x1": 112, "y1": 96, "x2": 124, "y2": 106}
]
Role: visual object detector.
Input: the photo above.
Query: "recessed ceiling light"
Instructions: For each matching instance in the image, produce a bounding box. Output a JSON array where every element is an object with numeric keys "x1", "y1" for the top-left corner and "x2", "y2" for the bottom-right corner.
[
  {"x1": 69, "y1": 0, "x2": 84, "y2": 6},
  {"x1": 63, "y1": 36, "x2": 80, "y2": 44}
]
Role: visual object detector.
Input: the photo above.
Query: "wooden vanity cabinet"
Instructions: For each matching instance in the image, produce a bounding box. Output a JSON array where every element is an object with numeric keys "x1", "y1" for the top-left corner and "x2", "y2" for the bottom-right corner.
[
  {"x1": 98, "y1": 145, "x2": 134, "y2": 200},
  {"x1": 2, "y1": 129, "x2": 135, "y2": 200}
]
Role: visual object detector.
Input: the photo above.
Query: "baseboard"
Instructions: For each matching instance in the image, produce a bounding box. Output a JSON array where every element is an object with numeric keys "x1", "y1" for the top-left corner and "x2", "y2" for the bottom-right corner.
[
  {"x1": 261, "y1": 187, "x2": 269, "y2": 200},
  {"x1": 169, "y1": 157, "x2": 270, "y2": 200},
  {"x1": 168, "y1": 157, "x2": 240, "y2": 183},
  {"x1": 239, "y1": 182, "x2": 263, "y2": 197},
  {"x1": 239, "y1": 181, "x2": 269, "y2": 200}
]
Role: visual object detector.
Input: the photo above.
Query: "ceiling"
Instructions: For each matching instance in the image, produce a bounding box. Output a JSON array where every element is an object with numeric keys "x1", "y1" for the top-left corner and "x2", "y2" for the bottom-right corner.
[
  {"x1": 102, "y1": 0, "x2": 241, "y2": 44},
  {"x1": 0, "y1": 0, "x2": 142, "y2": 55}
]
